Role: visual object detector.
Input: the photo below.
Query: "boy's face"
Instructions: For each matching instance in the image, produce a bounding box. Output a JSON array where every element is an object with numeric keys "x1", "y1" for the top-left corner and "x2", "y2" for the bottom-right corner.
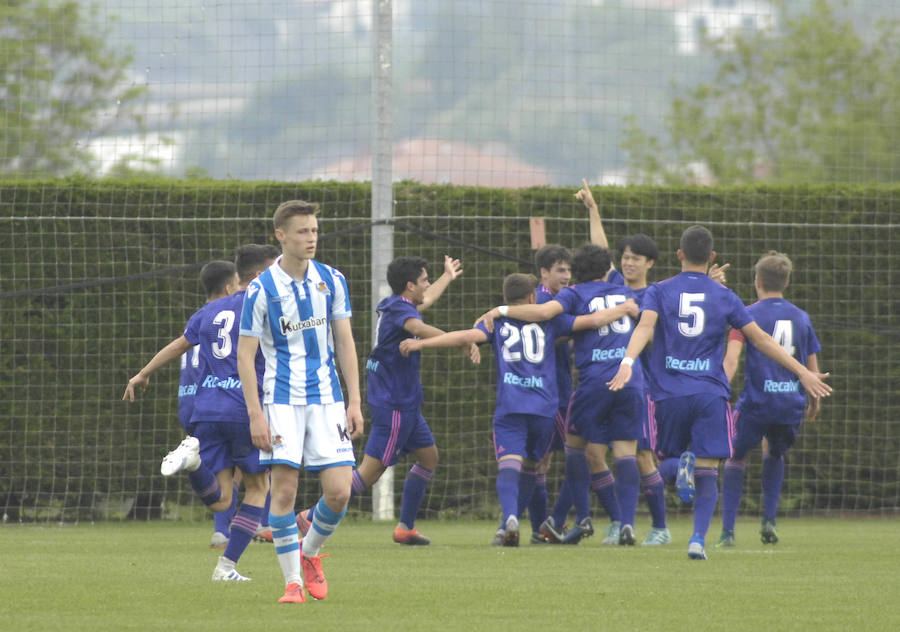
[
  {"x1": 407, "y1": 268, "x2": 430, "y2": 304},
  {"x1": 276, "y1": 213, "x2": 318, "y2": 262},
  {"x1": 541, "y1": 260, "x2": 571, "y2": 293},
  {"x1": 620, "y1": 246, "x2": 654, "y2": 285}
]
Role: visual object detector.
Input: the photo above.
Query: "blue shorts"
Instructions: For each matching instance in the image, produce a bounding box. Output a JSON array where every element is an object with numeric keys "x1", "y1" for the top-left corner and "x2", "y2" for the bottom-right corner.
[
  {"x1": 493, "y1": 413, "x2": 555, "y2": 462},
  {"x1": 654, "y1": 393, "x2": 733, "y2": 460},
  {"x1": 636, "y1": 393, "x2": 657, "y2": 453},
  {"x1": 731, "y1": 406, "x2": 801, "y2": 460},
  {"x1": 192, "y1": 421, "x2": 265, "y2": 475},
  {"x1": 365, "y1": 405, "x2": 435, "y2": 467},
  {"x1": 568, "y1": 384, "x2": 643, "y2": 445}
]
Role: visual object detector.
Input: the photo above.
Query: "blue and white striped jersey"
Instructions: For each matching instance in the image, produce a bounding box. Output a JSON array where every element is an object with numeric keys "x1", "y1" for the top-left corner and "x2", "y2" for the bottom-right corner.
[{"x1": 240, "y1": 256, "x2": 352, "y2": 405}]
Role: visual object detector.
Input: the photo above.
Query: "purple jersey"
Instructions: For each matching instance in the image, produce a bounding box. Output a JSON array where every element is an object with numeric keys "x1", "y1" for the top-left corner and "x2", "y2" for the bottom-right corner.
[
  {"x1": 366, "y1": 295, "x2": 423, "y2": 410},
  {"x1": 642, "y1": 272, "x2": 753, "y2": 400},
  {"x1": 476, "y1": 314, "x2": 575, "y2": 419},
  {"x1": 537, "y1": 283, "x2": 573, "y2": 407},
  {"x1": 554, "y1": 281, "x2": 644, "y2": 391},
  {"x1": 184, "y1": 291, "x2": 264, "y2": 423},
  {"x1": 177, "y1": 344, "x2": 200, "y2": 429},
  {"x1": 607, "y1": 268, "x2": 625, "y2": 286},
  {"x1": 734, "y1": 298, "x2": 821, "y2": 415}
]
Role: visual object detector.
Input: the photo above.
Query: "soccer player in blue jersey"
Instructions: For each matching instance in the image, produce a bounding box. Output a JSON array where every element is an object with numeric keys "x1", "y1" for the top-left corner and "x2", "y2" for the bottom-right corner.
[
  {"x1": 124, "y1": 246, "x2": 278, "y2": 580},
  {"x1": 403, "y1": 273, "x2": 628, "y2": 546},
  {"x1": 355, "y1": 254, "x2": 466, "y2": 546},
  {"x1": 717, "y1": 251, "x2": 822, "y2": 547},
  {"x1": 479, "y1": 246, "x2": 643, "y2": 546},
  {"x1": 608, "y1": 225, "x2": 832, "y2": 560},
  {"x1": 238, "y1": 200, "x2": 363, "y2": 604}
]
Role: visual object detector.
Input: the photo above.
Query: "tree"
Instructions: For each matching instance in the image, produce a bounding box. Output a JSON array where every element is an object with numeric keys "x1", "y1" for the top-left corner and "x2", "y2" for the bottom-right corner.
[
  {"x1": 622, "y1": 0, "x2": 900, "y2": 185},
  {"x1": 0, "y1": 0, "x2": 147, "y2": 175}
]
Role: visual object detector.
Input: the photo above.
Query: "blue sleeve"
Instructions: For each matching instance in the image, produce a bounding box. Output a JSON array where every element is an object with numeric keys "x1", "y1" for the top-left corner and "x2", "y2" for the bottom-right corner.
[
  {"x1": 475, "y1": 321, "x2": 494, "y2": 344},
  {"x1": 550, "y1": 313, "x2": 576, "y2": 337},
  {"x1": 183, "y1": 310, "x2": 203, "y2": 345},
  {"x1": 554, "y1": 288, "x2": 577, "y2": 314},
  {"x1": 726, "y1": 290, "x2": 754, "y2": 330},
  {"x1": 641, "y1": 283, "x2": 660, "y2": 315}
]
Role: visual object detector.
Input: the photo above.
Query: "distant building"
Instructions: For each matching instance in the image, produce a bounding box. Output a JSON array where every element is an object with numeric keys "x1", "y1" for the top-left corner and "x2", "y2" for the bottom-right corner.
[{"x1": 671, "y1": 0, "x2": 776, "y2": 55}]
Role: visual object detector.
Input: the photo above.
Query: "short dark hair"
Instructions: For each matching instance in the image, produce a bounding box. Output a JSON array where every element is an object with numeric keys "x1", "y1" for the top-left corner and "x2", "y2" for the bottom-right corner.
[
  {"x1": 199, "y1": 261, "x2": 237, "y2": 297},
  {"x1": 235, "y1": 244, "x2": 277, "y2": 283},
  {"x1": 755, "y1": 250, "x2": 792, "y2": 292},
  {"x1": 386, "y1": 256, "x2": 428, "y2": 295},
  {"x1": 680, "y1": 225, "x2": 713, "y2": 264},
  {"x1": 503, "y1": 273, "x2": 538, "y2": 304},
  {"x1": 534, "y1": 244, "x2": 572, "y2": 275},
  {"x1": 619, "y1": 233, "x2": 659, "y2": 262},
  {"x1": 572, "y1": 244, "x2": 612, "y2": 283},
  {"x1": 273, "y1": 200, "x2": 319, "y2": 231}
]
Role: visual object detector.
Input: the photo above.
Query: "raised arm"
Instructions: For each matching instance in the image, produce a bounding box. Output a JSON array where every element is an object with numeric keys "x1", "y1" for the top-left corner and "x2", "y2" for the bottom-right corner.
[
  {"x1": 332, "y1": 317, "x2": 364, "y2": 439},
  {"x1": 723, "y1": 337, "x2": 744, "y2": 383},
  {"x1": 740, "y1": 322, "x2": 832, "y2": 399},
  {"x1": 399, "y1": 328, "x2": 487, "y2": 356},
  {"x1": 475, "y1": 300, "x2": 563, "y2": 333},
  {"x1": 237, "y1": 334, "x2": 270, "y2": 451},
  {"x1": 607, "y1": 309, "x2": 658, "y2": 390},
  {"x1": 123, "y1": 335, "x2": 193, "y2": 401},
  {"x1": 575, "y1": 178, "x2": 609, "y2": 249},
  {"x1": 419, "y1": 255, "x2": 462, "y2": 312}
]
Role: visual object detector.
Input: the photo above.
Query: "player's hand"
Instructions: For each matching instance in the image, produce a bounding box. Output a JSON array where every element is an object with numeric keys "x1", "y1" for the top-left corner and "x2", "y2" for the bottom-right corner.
[
  {"x1": 463, "y1": 342, "x2": 481, "y2": 365},
  {"x1": 345, "y1": 402, "x2": 364, "y2": 439},
  {"x1": 399, "y1": 338, "x2": 422, "y2": 357},
  {"x1": 800, "y1": 370, "x2": 832, "y2": 400},
  {"x1": 474, "y1": 307, "x2": 499, "y2": 333},
  {"x1": 606, "y1": 363, "x2": 633, "y2": 391},
  {"x1": 623, "y1": 298, "x2": 639, "y2": 319},
  {"x1": 806, "y1": 395, "x2": 821, "y2": 423},
  {"x1": 249, "y1": 411, "x2": 272, "y2": 452},
  {"x1": 574, "y1": 178, "x2": 598, "y2": 211},
  {"x1": 709, "y1": 262, "x2": 730, "y2": 285},
  {"x1": 443, "y1": 255, "x2": 462, "y2": 280},
  {"x1": 122, "y1": 373, "x2": 149, "y2": 402}
]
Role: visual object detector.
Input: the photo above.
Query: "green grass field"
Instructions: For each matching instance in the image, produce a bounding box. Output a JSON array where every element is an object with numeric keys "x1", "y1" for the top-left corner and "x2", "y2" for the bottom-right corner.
[{"x1": 2, "y1": 517, "x2": 898, "y2": 631}]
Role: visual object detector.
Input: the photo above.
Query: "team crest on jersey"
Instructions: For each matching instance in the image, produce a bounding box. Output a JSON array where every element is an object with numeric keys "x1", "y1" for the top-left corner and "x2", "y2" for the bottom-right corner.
[
  {"x1": 272, "y1": 434, "x2": 283, "y2": 447},
  {"x1": 316, "y1": 281, "x2": 330, "y2": 294}
]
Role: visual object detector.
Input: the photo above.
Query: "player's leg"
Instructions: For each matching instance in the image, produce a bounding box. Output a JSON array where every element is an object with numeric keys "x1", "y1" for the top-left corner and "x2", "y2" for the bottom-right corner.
[
  {"x1": 394, "y1": 412, "x2": 437, "y2": 544},
  {"x1": 637, "y1": 396, "x2": 670, "y2": 545},
  {"x1": 719, "y1": 409, "x2": 759, "y2": 547},
  {"x1": 526, "y1": 407, "x2": 566, "y2": 540},
  {"x1": 493, "y1": 414, "x2": 530, "y2": 547},
  {"x1": 519, "y1": 415, "x2": 554, "y2": 544},
  {"x1": 585, "y1": 441, "x2": 620, "y2": 544},
  {"x1": 211, "y1": 481, "x2": 238, "y2": 549},
  {"x1": 611, "y1": 439, "x2": 639, "y2": 545},
  {"x1": 760, "y1": 425, "x2": 797, "y2": 544}
]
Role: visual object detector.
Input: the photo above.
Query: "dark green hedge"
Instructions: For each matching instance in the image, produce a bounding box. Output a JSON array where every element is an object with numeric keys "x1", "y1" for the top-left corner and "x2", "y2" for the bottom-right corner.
[{"x1": 0, "y1": 179, "x2": 896, "y2": 521}]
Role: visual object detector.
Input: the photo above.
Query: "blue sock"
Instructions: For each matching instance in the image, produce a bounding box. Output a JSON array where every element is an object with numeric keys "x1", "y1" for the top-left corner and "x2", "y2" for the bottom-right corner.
[
  {"x1": 590, "y1": 470, "x2": 621, "y2": 522},
  {"x1": 762, "y1": 454, "x2": 785, "y2": 521},
  {"x1": 399, "y1": 464, "x2": 433, "y2": 529},
  {"x1": 350, "y1": 469, "x2": 367, "y2": 499},
  {"x1": 565, "y1": 446, "x2": 591, "y2": 522},
  {"x1": 641, "y1": 470, "x2": 667, "y2": 529},
  {"x1": 188, "y1": 465, "x2": 221, "y2": 507},
  {"x1": 659, "y1": 457, "x2": 679, "y2": 484},
  {"x1": 304, "y1": 497, "x2": 348, "y2": 557},
  {"x1": 552, "y1": 479, "x2": 574, "y2": 527},
  {"x1": 614, "y1": 456, "x2": 640, "y2": 528},
  {"x1": 223, "y1": 503, "x2": 263, "y2": 564},
  {"x1": 496, "y1": 460, "x2": 522, "y2": 520},
  {"x1": 721, "y1": 459, "x2": 746, "y2": 532},
  {"x1": 213, "y1": 481, "x2": 238, "y2": 536},
  {"x1": 516, "y1": 468, "x2": 537, "y2": 518},
  {"x1": 691, "y1": 467, "x2": 719, "y2": 543},
  {"x1": 528, "y1": 473, "x2": 548, "y2": 533}
]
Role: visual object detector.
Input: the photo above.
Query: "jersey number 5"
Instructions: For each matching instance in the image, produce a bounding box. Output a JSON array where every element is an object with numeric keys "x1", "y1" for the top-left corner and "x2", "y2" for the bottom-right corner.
[{"x1": 678, "y1": 293, "x2": 706, "y2": 337}]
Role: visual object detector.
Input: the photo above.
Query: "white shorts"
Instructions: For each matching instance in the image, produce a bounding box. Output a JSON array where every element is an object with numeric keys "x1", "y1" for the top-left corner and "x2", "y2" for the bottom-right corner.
[{"x1": 260, "y1": 402, "x2": 356, "y2": 471}]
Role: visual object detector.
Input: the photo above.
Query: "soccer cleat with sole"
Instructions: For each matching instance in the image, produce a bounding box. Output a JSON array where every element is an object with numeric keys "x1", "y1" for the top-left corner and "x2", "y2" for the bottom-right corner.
[
  {"x1": 530, "y1": 532, "x2": 550, "y2": 544},
  {"x1": 538, "y1": 517, "x2": 566, "y2": 544},
  {"x1": 642, "y1": 527, "x2": 672, "y2": 546},
  {"x1": 688, "y1": 539, "x2": 707, "y2": 560},
  {"x1": 491, "y1": 527, "x2": 506, "y2": 546},
  {"x1": 160, "y1": 436, "x2": 201, "y2": 476},
  {"x1": 560, "y1": 517, "x2": 594, "y2": 545},
  {"x1": 716, "y1": 530, "x2": 736, "y2": 548},
  {"x1": 209, "y1": 531, "x2": 229, "y2": 549},
  {"x1": 675, "y1": 450, "x2": 696, "y2": 504},
  {"x1": 619, "y1": 524, "x2": 636, "y2": 546},
  {"x1": 278, "y1": 582, "x2": 306, "y2": 604},
  {"x1": 212, "y1": 566, "x2": 251, "y2": 582},
  {"x1": 601, "y1": 520, "x2": 621, "y2": 545},
  {"x1": 502, "y1": 515, "x2": 519, "y2": 547},
  {"x1": 760, "y1": 518, "x2": 779, "y2": 544},
  {"x1": 393, "y1": 526, "x2": 430, "y2": 545},
  {"x1": 253, "y1": 526, "x2": 273, "y2": 543},
  {"x1": 301, "y1": 551, "x2": 329, "y2": 600}
]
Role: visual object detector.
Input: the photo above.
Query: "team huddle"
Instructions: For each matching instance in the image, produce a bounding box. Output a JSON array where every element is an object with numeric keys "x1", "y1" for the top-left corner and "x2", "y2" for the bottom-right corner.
[{"x1": 123, "y1": 189, "x2": 832, "y2": 603}]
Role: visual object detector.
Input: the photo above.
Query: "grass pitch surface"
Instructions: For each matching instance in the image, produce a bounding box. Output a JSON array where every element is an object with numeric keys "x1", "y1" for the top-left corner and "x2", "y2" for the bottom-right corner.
[{"x1": 2, "y1": 517, "x2": 897, "y2": 631}]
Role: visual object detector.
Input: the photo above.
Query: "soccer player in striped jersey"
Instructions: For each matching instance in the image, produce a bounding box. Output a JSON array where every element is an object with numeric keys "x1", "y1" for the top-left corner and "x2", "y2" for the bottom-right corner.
[
  {"x1": 608, "y1": 226, "x2": 832, "y2": 560},
  {"x1": 717, "y1": 251, "x2": 822, "y2": 547},
  {"x1": 358, "y1": 254, "x2": 467, "y2": 546},
  {"x1": 400, "y1": 273, "x2": 625, "y2": 546},
  {"x1": 238, "y1": 200, "x2": 363, "y2": 604}
]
